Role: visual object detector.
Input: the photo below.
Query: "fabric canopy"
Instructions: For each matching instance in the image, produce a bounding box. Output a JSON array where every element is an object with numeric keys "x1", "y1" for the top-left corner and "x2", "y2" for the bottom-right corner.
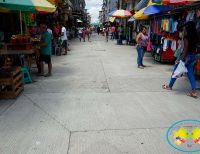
[
  {"x1": 144, "y1": 5, "x2": 173, "y2": 15},
  {"x1": 109, "y1": 17, "x2": 116, "y2": 22},
  {"x1": 134, "y1": 0, "x2": 149, "y2": 11},
  {"x1": 128, "y1": 17, "x2": 136, "y2": 22},
  {"x1": 133, "y1": 7, "x2": 149, "y2": 20},
  {"x1": 108, "y1": 10, "x2": 117, "y2": 16},
  {"x1": 0, "y1": 0, "x2": 56, "y2": 12},
  {"x1": 169, "y1": 0, "x2": 199, "y2": 5},
  {"x1": 109, "y1": 10, "x2": 132, "y2": 18},
  {"x1": 47, "y1": 0, "x2": 62, "y2": 5},
  {"x1": 152, "y1": 0, "x2": 162, "y2": 4}
]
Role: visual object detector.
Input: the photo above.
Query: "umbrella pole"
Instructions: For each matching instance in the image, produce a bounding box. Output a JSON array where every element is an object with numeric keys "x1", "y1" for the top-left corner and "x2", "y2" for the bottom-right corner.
[{"x1": 20, "y1": 10, "x2": 23, "y2": 34}]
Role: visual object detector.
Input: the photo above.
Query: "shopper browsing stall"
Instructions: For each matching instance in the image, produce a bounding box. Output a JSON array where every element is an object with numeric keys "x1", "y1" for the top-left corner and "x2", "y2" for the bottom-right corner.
[
  {"x1": 136, "y1": 26, "x2": 148, "y2": 69},
  {"x1": 61, "y1": 23, "x2": 69, "y2": 55},
  {"x1": 39, "y1": 24, "x2": 52, "y2": 77}
]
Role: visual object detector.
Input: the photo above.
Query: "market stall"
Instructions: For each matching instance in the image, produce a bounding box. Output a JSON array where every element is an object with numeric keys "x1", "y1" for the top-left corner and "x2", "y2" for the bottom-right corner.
[{"x1": 0, "y1": 0, "x2": 56, "y2": 99}]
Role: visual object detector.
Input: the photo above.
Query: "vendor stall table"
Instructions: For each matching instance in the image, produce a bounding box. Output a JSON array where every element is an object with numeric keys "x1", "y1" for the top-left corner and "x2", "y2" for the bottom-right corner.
[
  {"x1": 0, "y1": 49, "x2": 34, "y2": 55},
  {"x1": 0, "y1": 49, "x2": 35, "y2": 71}
]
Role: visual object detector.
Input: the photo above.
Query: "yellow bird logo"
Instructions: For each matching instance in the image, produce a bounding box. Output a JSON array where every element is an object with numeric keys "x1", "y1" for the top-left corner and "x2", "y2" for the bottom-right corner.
[
  {"x1": 173, "y1": 127, "x2": 189, "y2": 145},
  {"x1": 191, "y1": 128, "x2": 200, "y2": 144}
]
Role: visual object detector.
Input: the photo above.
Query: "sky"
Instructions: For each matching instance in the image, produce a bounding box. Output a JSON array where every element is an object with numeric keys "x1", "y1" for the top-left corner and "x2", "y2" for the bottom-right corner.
[{"x1": 85, "y1": 0, "x2": 102, "y2": 23}]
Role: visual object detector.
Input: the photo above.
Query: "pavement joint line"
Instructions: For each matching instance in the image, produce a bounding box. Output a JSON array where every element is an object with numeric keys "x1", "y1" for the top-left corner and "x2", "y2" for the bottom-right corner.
[
  {"x1": 24, "y1": 94, "x2": 71, "y2": 132},
  {"x1": 67, "y1": 131, "x2": 72, "y2": 154},
  {"x1": 70, "y1": 126, "x2": 169, "y2": 134},
  {"x1": 23, "y1": 91, "x2": 180, "y2": 95},
  {"x1": 99, "y1": 59, "x2": 111, "y2": 93},
  {"x1": 0, "y1": 99, "x2": 17, "y2": 117}
]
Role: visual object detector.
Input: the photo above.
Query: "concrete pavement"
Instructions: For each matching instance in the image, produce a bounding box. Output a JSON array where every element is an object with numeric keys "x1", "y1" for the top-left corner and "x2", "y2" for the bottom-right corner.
[{"x1": 0, "y1": 34, "x2": 200, "y2": 154}]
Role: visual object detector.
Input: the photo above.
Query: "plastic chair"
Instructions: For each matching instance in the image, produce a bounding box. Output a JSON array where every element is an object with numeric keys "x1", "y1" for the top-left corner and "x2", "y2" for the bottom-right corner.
[{"x1": 21, "y1": 67, "x2": 32, "y2": 84}]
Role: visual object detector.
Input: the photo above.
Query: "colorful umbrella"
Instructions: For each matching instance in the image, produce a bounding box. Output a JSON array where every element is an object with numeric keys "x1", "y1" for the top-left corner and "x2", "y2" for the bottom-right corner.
[
  {"x1": 0, "y1": 0, "x2": 56, "y2": 13},
  {"x1": 109, "y1": 10, "x2": 132, "y2": 18},
  {"x1": 0, "y1": 0, "x2": 56, "y2": 34},
  {"x1": 109, "y1": 17, "x2": 116, "y2": 22},
  {"x1": 133, "y1": 7, "x2": 149, "y2": 20},
  {"x1": 128, "y1": 17, "x2": 136, "y2": 22},
  {"x1": 108, "y1": 10, "x2": 117, "y2": 16},
  {"x1": 152, "y1": 0, "x2": 162, "y2": 4},
  {"x1": 169, "y1": 0, "x2": 199, "y2": 5},
  {"x1": 162, "y1": 0, "x2": 170, "y2": 5},
  {"x1": 144, "y1": 5, "x2": 173, "y2": 15}
]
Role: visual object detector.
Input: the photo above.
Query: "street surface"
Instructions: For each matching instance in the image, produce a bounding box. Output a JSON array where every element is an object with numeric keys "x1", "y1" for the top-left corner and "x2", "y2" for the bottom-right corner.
[{"x1": 0, "y1": 34, "x2": 200, "y2": 154}]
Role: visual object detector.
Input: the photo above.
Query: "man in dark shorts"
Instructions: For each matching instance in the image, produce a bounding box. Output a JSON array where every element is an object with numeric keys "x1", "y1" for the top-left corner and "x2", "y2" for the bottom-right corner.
[{"x1": 39, "y1": 24, "x2": 52, "y2": 77}]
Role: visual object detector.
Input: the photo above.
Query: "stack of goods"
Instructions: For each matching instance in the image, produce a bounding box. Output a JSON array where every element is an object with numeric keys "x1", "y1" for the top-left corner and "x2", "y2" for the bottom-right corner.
[
  {"x1": 0, "y1": 67, "x2": 24, "y2": 99},
  {"x1": 7, "y1": 35, "x2": 31, "y2": 50}
]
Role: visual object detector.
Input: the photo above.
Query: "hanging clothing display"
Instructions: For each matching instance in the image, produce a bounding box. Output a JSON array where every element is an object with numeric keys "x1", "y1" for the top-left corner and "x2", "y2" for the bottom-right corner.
[{"x1": 186, "y1": 11, "x2": 195, "y2": 22}]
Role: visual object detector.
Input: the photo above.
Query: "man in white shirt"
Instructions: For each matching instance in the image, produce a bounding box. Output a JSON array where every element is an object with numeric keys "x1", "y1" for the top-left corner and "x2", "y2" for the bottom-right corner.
[{"x1": 61, "y1": 23, "x2": 69, "y2": 55}]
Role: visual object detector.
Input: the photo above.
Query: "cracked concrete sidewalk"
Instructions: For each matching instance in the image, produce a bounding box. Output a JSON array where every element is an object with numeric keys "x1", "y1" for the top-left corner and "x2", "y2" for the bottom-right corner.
[{"x1": 0, "y1": 34, "x2": 200, "y2": 154}]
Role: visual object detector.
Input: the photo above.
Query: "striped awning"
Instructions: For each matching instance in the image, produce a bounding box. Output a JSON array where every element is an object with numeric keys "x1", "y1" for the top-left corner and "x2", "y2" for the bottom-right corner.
[
  {"x1": 134, "y1": 0, "x2": 149, "y2": 11},
  {"x1": 0, "y1": 0, "x2": 56, "y2": 13}
]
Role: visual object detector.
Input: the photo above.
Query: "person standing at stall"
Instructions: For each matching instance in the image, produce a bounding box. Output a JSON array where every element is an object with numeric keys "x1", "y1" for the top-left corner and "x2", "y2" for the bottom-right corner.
[
  {"x1": 61, "y1": 23, "x2": 69, "y2": 55},
  {"x1": 111, "y1": 25, "x2": 116, "y2": 40},
  {"x1": 162, "y1": 21, "x2": 199, "y2": 98},
  {"x1": 125, "y1": 26, "x2": 130, "y2": 45},
  {"x1": 39, "y1": 24, "x2": 52, "y2": 77},
  {"x1": 105, "y1": 26, "x2": 109, "y2": 42},
  {"x1": 118, "y1": 25, "x2": 123, "y2": 45},
  {"x1": 136, "y1": 26, "x2": 148, "y2": 69}
]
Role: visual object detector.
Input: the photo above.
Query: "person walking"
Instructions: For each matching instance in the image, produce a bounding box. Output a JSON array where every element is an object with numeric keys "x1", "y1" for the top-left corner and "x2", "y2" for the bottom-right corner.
[
  {"x1": 136, "y1": 26, "x2": 148, "y2": 69},
  {"x1": 86, "y1": 27, "x2": 91, "y2": 42},
  {"x1": 82, "y1": 28, "x2": 86, "y2": 42},
  {"x1": 78, "y1": 28, "x2": 83, "y2": 42},
  {"x1": 125, "y1": 26, "x2": 130, "y2": 45},
  {"x1": 105, "y1": 26, "x2": 109, "y2": 42},
  {"x1": 97, "y1": 26, "x2": 100, "y2": 35},
  {"x1": 162, "y1": 21, "x2": 199, "y2": 98},
  {"x1": 111, "y1": 25, "x2": 116, "y2": 40},
  {"x1": 61, "y1": 23, "x2": 69, "y2": 55},
  {"x1": 39, "y1": 24, "x2": 52, "y2": 77}
]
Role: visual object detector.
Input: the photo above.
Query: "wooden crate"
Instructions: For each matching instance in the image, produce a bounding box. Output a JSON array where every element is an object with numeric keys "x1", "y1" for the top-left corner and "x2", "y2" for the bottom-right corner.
[{"x1": 0, "y1": 67, "x2": 24, "y2": 99}]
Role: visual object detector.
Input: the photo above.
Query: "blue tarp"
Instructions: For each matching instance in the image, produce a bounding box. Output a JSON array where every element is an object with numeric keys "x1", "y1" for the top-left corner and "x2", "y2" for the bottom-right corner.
[
  {"x1": 134, "y1": 0, "x2": 149, "y2": 11},
  {"x1": 144, "y1": 5, "x2": 173, "y2": 15}
]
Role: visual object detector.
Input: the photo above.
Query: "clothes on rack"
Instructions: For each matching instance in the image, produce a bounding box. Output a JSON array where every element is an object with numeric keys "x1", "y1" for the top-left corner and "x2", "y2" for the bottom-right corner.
[
  {"x1": 151, "y1": 18, "x2": 179, "y2": 34},
  {"x1": 186, "y1": 11, "x2": 195, "y2": 22}
]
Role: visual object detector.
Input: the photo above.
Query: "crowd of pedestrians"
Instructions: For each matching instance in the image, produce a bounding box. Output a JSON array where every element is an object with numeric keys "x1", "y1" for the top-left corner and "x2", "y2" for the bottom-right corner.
[{"x1": 78, "y1": 27, "x2": 92, "y2": 42}]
